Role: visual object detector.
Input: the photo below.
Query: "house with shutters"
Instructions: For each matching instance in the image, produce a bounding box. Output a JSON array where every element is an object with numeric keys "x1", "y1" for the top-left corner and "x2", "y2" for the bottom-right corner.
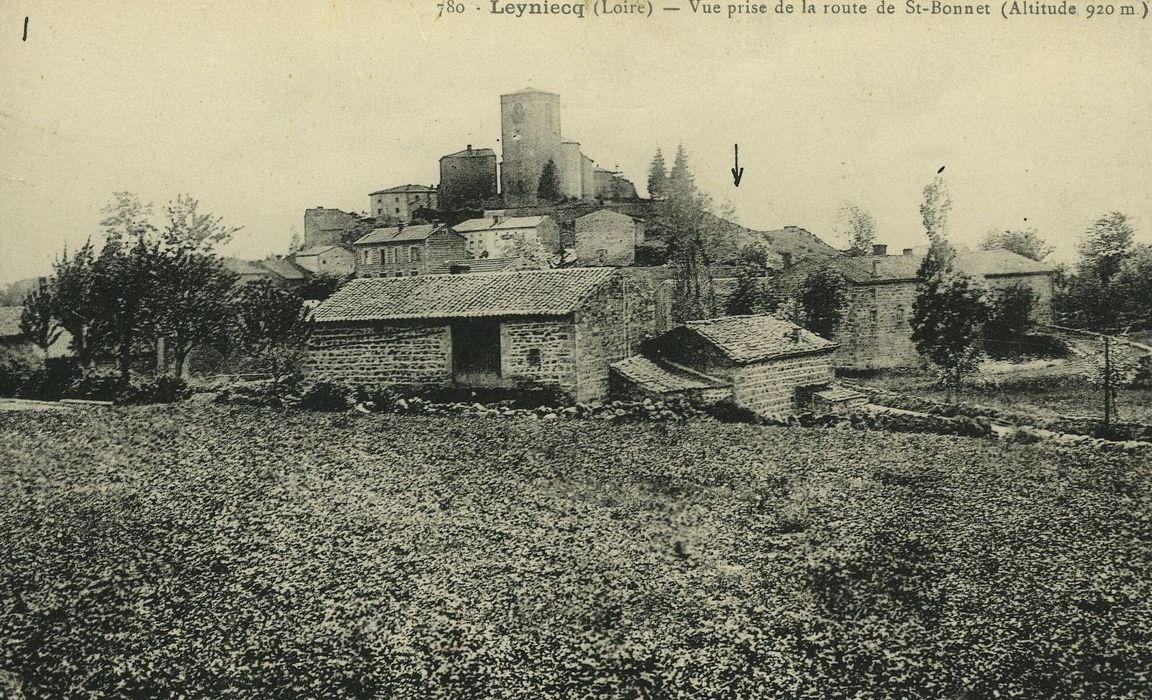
[
  {"x1": 611, "y1": 315, "x2": 854, "y2": 417},
  {"x1": 352, "y1": 223, "x2": 468, "y2": 278},
  {"x1": 306, "y1": 268, "x2": 654, "y2": 402}
]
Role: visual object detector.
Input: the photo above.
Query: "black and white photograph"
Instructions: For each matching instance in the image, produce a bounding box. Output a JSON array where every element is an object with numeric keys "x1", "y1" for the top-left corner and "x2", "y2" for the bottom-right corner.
[{"x1": 1, "y1": 1, "x2": 1150, "y2": 697}]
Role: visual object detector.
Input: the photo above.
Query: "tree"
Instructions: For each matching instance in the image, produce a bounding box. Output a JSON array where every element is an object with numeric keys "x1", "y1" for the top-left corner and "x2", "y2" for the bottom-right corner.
[
  {"x1": 984, "y1": 282, "x2": 1037, "y2": 339},
  {"x1": 668, "y1": 145, "x2": 694, "y2": 198},
  {"x1": 20, "y1": 279, "x2": 62, "y2": 365},
  {"x1": 537, "y1": 159, "x2": 562, "y2": 203},
  {"x1": 647, "y1": 148, "x2": 668, "y2": 200},
  {"x1": 162, "y1": 194, "x2": 241, "y2": 252},
  {"x1": 980, "y1": 228, "x2": 1054, "y2": 262},
  {"x1": 153, "y1": 250, "x2": 237, "y2": 377},
  {"x1": 795, "y1": 266, "x2": 848, "y2": 339},
  {"x1": 235, "y1": 280, "x2": 311, "y2": 387},
  {"x1": 911, "y1": 243, "x2": 990, "y2": 397},
  {"x1": 92, "y1": 234, "x2": 164, "y2": 382},
  {"x1": 299, "y1": 273, "x2": 348, "y2": 302},
  {"x1": 726, "y1": 245, "x2": 778, "y2": 316},
  {"x1": 920, "y1": 175, "x2": 952, "y2": 246},
  {"x1": 51, "y1": 241, "x2": 100, "y2": 366},
  {"x1": 839, "y1": 203, "x2": 878, "y2": 257},
  {"x1": 1079, "y1": 212, "x2": 1134, "y2": 287},
  {"x1": 288, "y1": 226, "x2": 302, "y2": 254}
]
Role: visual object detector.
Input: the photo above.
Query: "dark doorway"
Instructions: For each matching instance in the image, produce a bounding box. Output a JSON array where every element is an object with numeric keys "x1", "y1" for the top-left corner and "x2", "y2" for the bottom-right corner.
[{"x1": 452, "y1": 319, "x2": 502, "y2": 384}]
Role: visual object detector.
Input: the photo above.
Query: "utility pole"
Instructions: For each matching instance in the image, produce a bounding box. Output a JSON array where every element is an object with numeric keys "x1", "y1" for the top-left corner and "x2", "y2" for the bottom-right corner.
[{"x1": 1103, "y1": 335, "x2": 1112, "y2": 434}]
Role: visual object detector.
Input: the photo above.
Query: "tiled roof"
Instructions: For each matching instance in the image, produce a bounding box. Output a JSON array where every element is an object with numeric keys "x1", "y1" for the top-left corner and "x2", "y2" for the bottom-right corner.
[
  {"x1": 428, "y1": 258, "x2": 514, "y2": 275},
  {"x1": 294, "y1": 245, "x2": 338, "y2": 257},
  {"x1": 453, "y1": 216, "x2": 549, "y2": 233},
  {"x1": 684, "y1": 315, "x2": 837, "y2": 364},
  {"x1": 312, "y1": 267, "x2": 617, "y2": 322},
  {"x1": 221, "y1": 258, "x2": 271, "y2": 277},
  {"x1": 260, "y1": 258, "x2": 309, "y2": 280},
  {"x1": 369, "y1": 184, "x2": 437, "y2": 195},
  {"x1": 611, "y1": 356, "x2": 730, "y2": 394},
  {"x1": 831, "y1": 248, "x2": 1055, "y2": 284},
  {"x1": 443, "y1": 147, "x2": 496, "y2": 158},
  {"x1": 353, "y1": 224, "x2": 447, "y2": 245},
  {"x1": 0, "y1": 306, "x2": 22, "y2": 337}
]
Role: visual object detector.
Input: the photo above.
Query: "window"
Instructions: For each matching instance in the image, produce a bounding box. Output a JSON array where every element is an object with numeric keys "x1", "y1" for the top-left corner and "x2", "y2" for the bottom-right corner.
[
  {"x1": 362, "y1": 250, "x2": 370, "y2": 264},
  {"x1": 377, "y1": 208, "x2": 382, "y2": 215},
  {"x1": 385, "y1": 248, "x2": 396, "y2": 264},
  {"x1": 527, "y1": 348, "x2": 542, "y2": 369},
  {"x1": 895, "y1": 306, "x2": 905, "y2": 324},
  {"x1": 869, "y1": 309, "x2": 878, "y2": 325},
  {"x1": 410, "y1": 246, "x2": 422, "y2": 262}
]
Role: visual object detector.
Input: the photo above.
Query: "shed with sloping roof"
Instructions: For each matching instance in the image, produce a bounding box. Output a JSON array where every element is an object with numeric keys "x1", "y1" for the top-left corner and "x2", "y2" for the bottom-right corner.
[
  {"x1": 306, "y1": 267, "x2": 655, "y2": 402},
  {"x1": 627, "y1": 315, "x2": 839, "y2": 417}
]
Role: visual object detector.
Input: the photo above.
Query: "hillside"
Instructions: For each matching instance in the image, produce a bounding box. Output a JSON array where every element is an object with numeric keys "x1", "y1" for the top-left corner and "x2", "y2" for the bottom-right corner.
[{"x1": 1, "y1": 405, "x2": 1148, "y2": 697}]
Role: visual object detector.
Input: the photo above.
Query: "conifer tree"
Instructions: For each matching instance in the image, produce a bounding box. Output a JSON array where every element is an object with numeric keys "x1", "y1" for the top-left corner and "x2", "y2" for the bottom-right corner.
[
  {"x1": 537, "y1": 159, "x2": 563, "y2": 203},
  {"x1": 669, "y1": 145, "x2": 694, "y2": 197},
  {"x1": 647, "y1": 148, "x2": 668, "y2": 200}
]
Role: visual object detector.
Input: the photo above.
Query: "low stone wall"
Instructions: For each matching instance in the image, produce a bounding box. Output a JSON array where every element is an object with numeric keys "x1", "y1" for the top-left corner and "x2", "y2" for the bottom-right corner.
[
  {"x1": 306, "y1": 323, "x2": 451, "y2": 386},
  {"x1": 733, "y1": 353, "x2": 835, "y2": 417}
]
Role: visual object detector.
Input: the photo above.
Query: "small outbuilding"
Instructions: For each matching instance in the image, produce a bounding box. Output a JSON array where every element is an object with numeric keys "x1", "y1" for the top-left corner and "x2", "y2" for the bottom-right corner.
[
  {"x1": 307, "y1": 268, "x2": 653, "y2": 402},
  {"x1": 612, "y1": 315, "x2": 845, "y2": 417}
]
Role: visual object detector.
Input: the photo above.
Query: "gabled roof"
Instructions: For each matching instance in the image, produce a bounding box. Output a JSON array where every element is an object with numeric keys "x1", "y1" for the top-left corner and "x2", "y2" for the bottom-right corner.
[
  {"x1": 353, "y1": 224, "x2": 452, "y2": 246},
  {"x1": 683, "y1": 315, "x2": 837, "y2": 364},
  {"x1": 369, "y1": 184, "x2": 437, "y2": 196},
  {"x1": 312, "y1": 267, "x2": 616, "y2": 323},
  {"x1": 221, "y1": 258, "x2": 272, "y2": 277},
  {"x1": 611, "y1": 356, "x2": 730, "y2": 394},
  {"x1": 453, "y1": 216, "x2": 550, "y2": 233},
  {"x1": 442, "y1": 147, "x2": 496, "y2": 159},
  {"x1": 827, "y1": 248, "x2": 1056, "y2": 284},
  {"x1": 259, "y1": 257, "x2": 310, "y2": 280},
  {"x1": 294, "y1": 245, "x2": 338, "y2": 257},
  {"x1": 428, "y1": 258, "x2": 515, "y2": 275},
  {"x1": 0, "y1": 306, "x2": 22, "y2": 337}
]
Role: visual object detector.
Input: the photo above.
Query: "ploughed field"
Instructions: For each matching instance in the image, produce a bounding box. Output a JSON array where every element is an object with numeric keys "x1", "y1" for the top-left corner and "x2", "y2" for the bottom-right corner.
[{"x1": 1, "y1": 405, "x2": 1150, "y2": 698}]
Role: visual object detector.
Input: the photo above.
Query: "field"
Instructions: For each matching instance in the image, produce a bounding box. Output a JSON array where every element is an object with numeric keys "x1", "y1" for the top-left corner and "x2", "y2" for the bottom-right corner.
[
  {"x1": 847, "y1": 365, "x2": 1152, "y2": 424},
  {"x1": 1, "y1": 404, "x2": 1150, "y2": 698}
]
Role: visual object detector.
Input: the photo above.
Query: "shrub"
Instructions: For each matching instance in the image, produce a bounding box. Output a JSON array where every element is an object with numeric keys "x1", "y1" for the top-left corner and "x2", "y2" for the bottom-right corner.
[
  {"x1": 0, "y1": 358, "x2": 33, "y2": 397},
  {"x1": 117, "y1": 375, "x2": 192, "y2": 405},
  {"x1": 65, "y1": 370, "x2": 125, "y2": 402},
  {"x1": 298, "y1": 382, "x2": 352, "y2": 412},
  {"x1": 15, "y1": 357, "x2": 82, "y2": 401}
]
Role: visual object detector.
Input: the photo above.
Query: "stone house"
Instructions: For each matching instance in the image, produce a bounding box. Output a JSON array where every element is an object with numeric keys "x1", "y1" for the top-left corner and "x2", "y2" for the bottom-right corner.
[
  {"x1": 352, "y1": 224, "x2": 468, "y2": 278},
  {"x1": 453, "y1": 215, "x2": 560, "y2": 260},
  {"x1": 439, "y1": 146, "x2": 498, "y2": 210},
  {"x1": 612, "y1": 315, "x2": 844, "y2": 417},
  {"x1": 774, "y1": 247, "x2": 1058, "y2": 369},
  {"x1": 303, "y1": 207, "x2": 363, "y2": 248},
  {"x1": 369, "y1": 185, "x2": 439, "y2": 223},
  {"x1": 292, "y1": 245, "x2": 356, "y2": 277},
  {"x1": 573, "y1": 209, "x2": 642, "y2": 267},
  {"x1": 221, "y1": 257, "x2": 309, "y2": 288},
  {"x1": 307, "y1": 268, "x2": 654, "y2": 402}
]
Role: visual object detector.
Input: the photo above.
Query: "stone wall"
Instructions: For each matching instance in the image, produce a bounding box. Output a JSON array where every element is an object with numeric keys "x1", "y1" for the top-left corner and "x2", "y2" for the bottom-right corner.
[
  {"x1": 500, "y1": 319, "x2": 578, "y2": 393},
  {"x1": 833, "y1": 282, "x2": 920, "y2": 369},
  {"x1": 573, "y1": 275, "x2": 657, "y2": 403},
  {"x1": 306, "y1": 323, "x2": 451, "y2": 386},
  {"x1": 733, "y1": 352, "x2": 835, "y2": 417},
  {"x1": 575, "y1": 211, "x2": 638, "y2": 267}
]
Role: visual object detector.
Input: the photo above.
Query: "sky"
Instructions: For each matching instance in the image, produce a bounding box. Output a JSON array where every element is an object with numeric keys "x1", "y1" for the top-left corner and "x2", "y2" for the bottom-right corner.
[{"x1": 2, "y1": 1, "x2": 1151, "y2": 284}]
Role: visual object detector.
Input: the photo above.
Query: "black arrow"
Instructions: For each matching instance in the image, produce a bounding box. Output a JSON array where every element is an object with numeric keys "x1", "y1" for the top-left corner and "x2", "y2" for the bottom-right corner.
[{"x1": 731, "y1": 144, "x2": 744, "y2": 187}]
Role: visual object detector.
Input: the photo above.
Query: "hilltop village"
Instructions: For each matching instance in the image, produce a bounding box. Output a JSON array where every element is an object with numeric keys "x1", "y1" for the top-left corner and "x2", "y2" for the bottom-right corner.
[{"x1": 222, "y1": 87, "x2": 1055, "y2": 416}]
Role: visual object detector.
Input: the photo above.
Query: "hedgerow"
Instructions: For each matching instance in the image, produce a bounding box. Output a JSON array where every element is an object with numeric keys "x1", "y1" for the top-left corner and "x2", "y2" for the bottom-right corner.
[{"x1": 1, "y1": 405, "x2": 1149, "y2": 698}]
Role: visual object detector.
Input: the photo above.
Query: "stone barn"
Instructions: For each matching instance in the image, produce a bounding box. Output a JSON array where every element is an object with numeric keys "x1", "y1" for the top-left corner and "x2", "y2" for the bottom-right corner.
[
  {"x1": 612, "y1": 315, "x2": 842, "y2": 417},
  {"x1": 307, "y1": 268, "x2": 653, "y2": 402}
]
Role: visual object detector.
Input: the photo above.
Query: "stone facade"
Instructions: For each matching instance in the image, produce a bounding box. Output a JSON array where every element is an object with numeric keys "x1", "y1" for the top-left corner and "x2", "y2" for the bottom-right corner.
[
  {"x1": 307, "y1": 323, "x2": 452, "y2": 386},
  {"x1": 731, "y1": 353, "x2": 836, "y2": 417},
  {"x1": 574, "y1": 210, "x2": 640, "y2": 267},
  {"x1": 355, "y1": 228, "x2": 468, "y2": 278},
  {"x1": 834, "y1": 282, "x2": 920, "y2": 369},
  {"x1": 573, "y1": 275, "x2": 656, "y2": 402},
  {"x1": 292, "y1": 246, "x2": 355, "y2": 276},
  {"x1": 439, "y1": 147, "x2": 498, "y2": 210},
  {"x1": 369, "y1": 186, "x2": 439, "y2": 224},
  {"x1": 501, "y1": 319, "x2": 577, "y2": 391},
  {"x1": 303, "y1": 208, "x2": 361, "y2": 248}
]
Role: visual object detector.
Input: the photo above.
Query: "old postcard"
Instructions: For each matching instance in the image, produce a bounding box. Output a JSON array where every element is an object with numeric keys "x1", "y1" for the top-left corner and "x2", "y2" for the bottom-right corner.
[{"x1": 1, "y1": 1, "x2": 1149, "y2": 697}]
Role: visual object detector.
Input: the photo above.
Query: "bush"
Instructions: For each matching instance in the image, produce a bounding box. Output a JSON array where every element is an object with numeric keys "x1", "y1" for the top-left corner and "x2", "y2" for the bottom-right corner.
[
  {"x1": 65, "y1": 370, "x2": 124, "y2": 402},
  {"x1": 0, "y1": 358, "x2": 33, "y2": 397},
  {"x1": 298, "y1": 382, "x2": 352, "y2": 412},
  {"x1": 15, "y1": 357, "x2": 83, "y2": 401},
  {"x1": 117, "y1": 375, "x2": 192, "y2": 405}
]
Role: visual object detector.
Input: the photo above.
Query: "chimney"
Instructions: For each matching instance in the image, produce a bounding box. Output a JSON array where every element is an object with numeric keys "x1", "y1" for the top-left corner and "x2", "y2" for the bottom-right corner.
[
  {"x1": 903, "y1": 248, "x2": 914, "y2": 256},
  {"x1": 781, "y1": 252, "x2": 793, "y2": 270},
  {"x1": 789, "y1": 327, "x2": 802, "y2": 343},
  {"x1": 467, "y1": 144, "x2": 472, "y2": 153},
  {"x1": 493, "y1": 214, "x2": 503, "y2": 224},
  {"x1": 871, "y1": 260, "x2": 880, "y2": 278},
  {"x1": 872, "y1": 244, "x2": 888, "y2": 256},
  {"x1": 397, "y1": 223, "x2": 405, "y2": 234}
]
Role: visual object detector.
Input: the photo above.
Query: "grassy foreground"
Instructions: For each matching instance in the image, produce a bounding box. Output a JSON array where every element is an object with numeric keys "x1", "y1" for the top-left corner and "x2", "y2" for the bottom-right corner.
[{"x1": 1, "y1": 404, "x2": 1150, "y2": 698}]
